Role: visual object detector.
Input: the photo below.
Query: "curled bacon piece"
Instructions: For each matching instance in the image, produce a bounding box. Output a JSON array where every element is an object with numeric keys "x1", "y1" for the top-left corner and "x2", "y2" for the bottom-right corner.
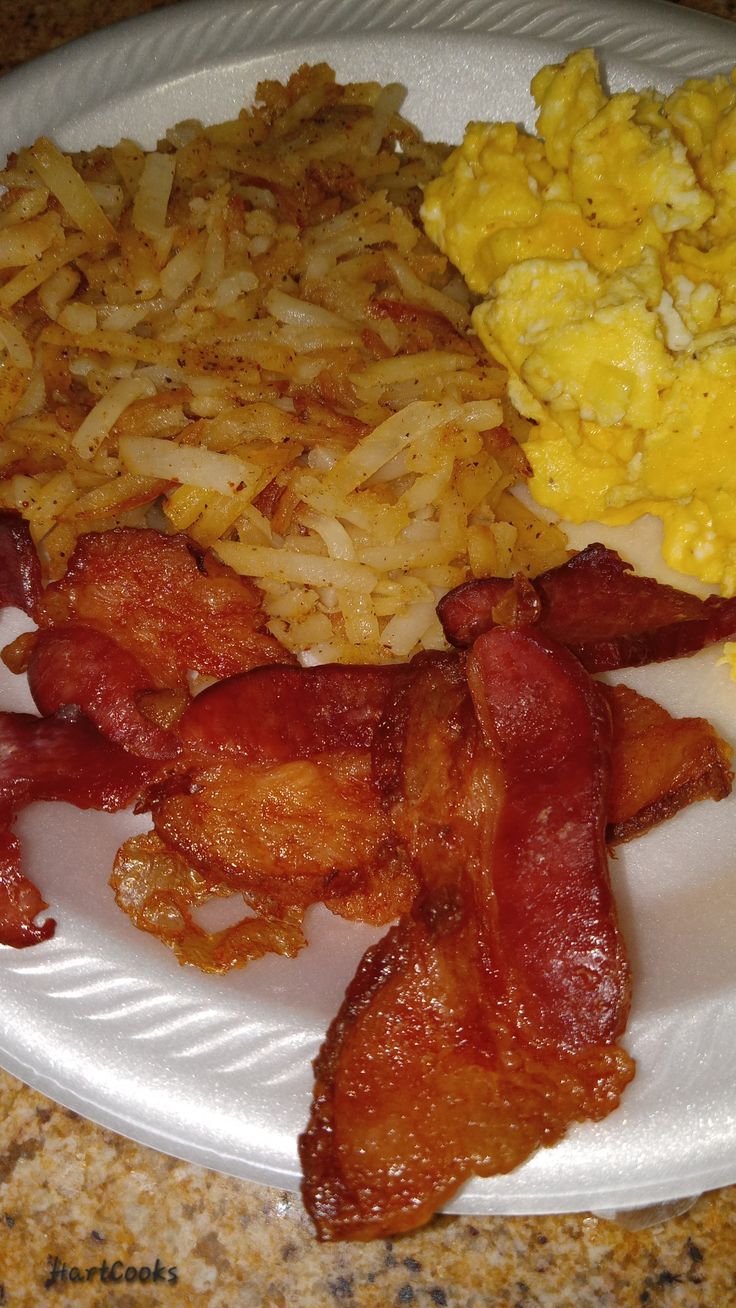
[
  {"x1": 604, "y1": 683, "x2": 733, "y2": 843},
  {"x1": 0, "y1": 708, "x2": 159, "y2": 816},
  {"x1": 28, "y1": 626, "x2": 179, "y2": 760},
  {"x1": 438, "y1": 543, "x2": 736, "y2": 671},
  {"x1": 39, "y1": 527, "x2": 292, "y2": 689},
  {"x1": 0, "y1": 707, "x2": 163, "y2": 949},
  {"x1": 178, "y1": 663, "x2": 409, "y2": 762},
  {"x1": 300, "y1": 637, "x2": 633, "y2": 1240},
  {"x1": 0, "y1": 511, "x2": 42, "y2": 620},
  {"x1": 0, "y1": 828, "x2": 55, "y2": 948},
  {"x1": 148, "y1": 750, "x2": 416, "y2": 917}
]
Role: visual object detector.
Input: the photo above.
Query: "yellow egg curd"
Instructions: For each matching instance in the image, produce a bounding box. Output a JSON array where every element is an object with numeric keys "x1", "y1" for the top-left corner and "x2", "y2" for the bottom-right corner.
[{"x1": 421, "y1": 48, "x2": 736, "y2": 594}]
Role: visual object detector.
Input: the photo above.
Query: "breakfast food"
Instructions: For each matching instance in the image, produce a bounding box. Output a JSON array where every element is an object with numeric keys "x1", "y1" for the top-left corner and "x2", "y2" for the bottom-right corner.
[
  {"x1": 422, "y1": 48, "x2": 736, "y2": 594},
  {"x1": 1, "y1": 516, "x2": 734, "y2": 1238},
  {"x1": 5, "y1": 518, "x2": 723, "y2": 947},
  {"x1": 301, "y1": 638, "x2": 633, "y2": 1239},
  {"x1": 0, "y1": 63, "x2": 567, "y2": 667},
  {"x1": 1, "y1": 54, "x2": 735, "y2": 1241},
  {"x1": 437, "y1": 542, "x2": 736, "y2": 668}
]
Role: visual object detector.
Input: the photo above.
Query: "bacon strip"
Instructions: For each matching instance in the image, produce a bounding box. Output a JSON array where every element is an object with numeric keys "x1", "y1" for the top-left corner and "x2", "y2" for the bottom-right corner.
[
  {"x1": 182, "y1": 653, "x2": 731, "y2": 836},
  {"x1": 149, "y1": 749, "x2": 415, "y2": 915},
  {"x1": 0, "y1": 708, "x2": 159, "y2": 816},
  {"x1": 0, "y1": 828, "x2": 55, "y2": 948},
  {"x1": 0, "y1": 511, "x2": 42, "y2": 619},
  {"x1": 39, "y1": 527, "x2": 293, "y2": 689},
  {"x1": 604, "y1": 682, "x2": 733, "y2": 843},
  {"x1": 300, "y1": 636, "x2": 633, "y2": 1240},
  {"x1": 438, "y1": 544, "x2": 736, "y2": 671},
  {"x1": 28, "y1": 626, "x2": 180, "y2": 760},
  {"x1": 467, "y1": 629, "x2": 630, "y2": 1048},
  {"x1": 178, "y1": 664, "x2": 409, "y2": 763},
  {"x1": 0, "y1": 707, "x2": 163, "y2": 949}
]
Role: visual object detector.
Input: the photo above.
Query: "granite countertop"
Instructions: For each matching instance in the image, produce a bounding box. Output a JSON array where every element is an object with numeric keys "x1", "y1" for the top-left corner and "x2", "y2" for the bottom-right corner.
[{"x1": 1, "y1": 2, "x2": 736, "y2": 1304}]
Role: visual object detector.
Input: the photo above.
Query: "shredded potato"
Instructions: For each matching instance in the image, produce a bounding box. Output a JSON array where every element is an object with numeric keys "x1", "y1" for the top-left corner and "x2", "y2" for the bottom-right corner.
[{"x1": 0, "y1": 63, "x2": 568, "y2": 661}]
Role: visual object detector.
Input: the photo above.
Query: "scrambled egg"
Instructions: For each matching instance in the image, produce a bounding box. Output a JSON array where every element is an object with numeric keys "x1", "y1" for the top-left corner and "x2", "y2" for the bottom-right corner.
[{"x1": 421, "y1": 49, "x2": 736, "y2": 594}]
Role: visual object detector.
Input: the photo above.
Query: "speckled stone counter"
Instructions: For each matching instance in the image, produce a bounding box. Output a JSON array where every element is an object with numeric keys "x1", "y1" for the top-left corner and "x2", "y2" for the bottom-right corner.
[
  {"x1": 2, "y1": 3, "x2": 736, "y2": 1305},
  {"x1": 2, "y1": 1070, "x2": 736, "y2": 1307}
]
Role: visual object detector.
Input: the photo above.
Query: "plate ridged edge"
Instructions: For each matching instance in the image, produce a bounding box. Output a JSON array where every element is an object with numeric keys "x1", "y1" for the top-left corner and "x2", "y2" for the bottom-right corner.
[{"x1": 1, "y1": 0, "x2": 736, "y2": 155}]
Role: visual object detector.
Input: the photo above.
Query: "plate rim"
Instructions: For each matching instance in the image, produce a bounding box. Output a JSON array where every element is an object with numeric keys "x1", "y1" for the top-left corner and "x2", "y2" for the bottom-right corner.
[{"x1": 1, "y1": 0, "x2": 736, "y2": 153}]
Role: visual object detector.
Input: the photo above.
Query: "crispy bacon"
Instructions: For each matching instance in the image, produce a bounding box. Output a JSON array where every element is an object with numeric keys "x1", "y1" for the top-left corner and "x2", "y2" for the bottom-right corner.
[
  {"x1": 39, "y1": 527, "x2": 293, "y2": 689},
  {"x1": 178, "y1": 664, "x2": 409, "y2": 763},
  {"x1": 0, "y1": 828, "x2": 55, "y2": 948},
  {"x1": 0, "y1": 707, "x2": 162, "y2": 949},
  {"x1": 27, "y1": 626, "x2": 180, "y2": 760},
  {"x1": 323, "y1": 855, "x2": 418, "y2": 927},
  {"x1": 467, "y1": 630, "x2": 630, "y2": 1048},
  {"x1": 0, "y1": 511, "x2": 43, "y2": 619},
  {"x1": 301, "y1": 639, "x2": 633, "y2": 1240},
  {"x1": 0, "y1": 708, "x2": 159, "y2": 816},
  {"x1": 604, "y1": 682, "x2": 733, "y2": 842},
  {"x1": 3, "y1": 637, "x2": 729, "y2": 959},
  {"x1": 148, "y1": 750, "x2": 413, "y2": 914},
  {"x1": 178, "y1": 655, "x2": 731, "y2": 860},
  {"x1": 438, "y1": 543, "x2": 736, "y2": 671},
  {"x1": 370, "y1": 651, "x2": 458, "y2": 805},
  {"x1": 110, "y1": 831, "x2": 306, "y2": 973}
]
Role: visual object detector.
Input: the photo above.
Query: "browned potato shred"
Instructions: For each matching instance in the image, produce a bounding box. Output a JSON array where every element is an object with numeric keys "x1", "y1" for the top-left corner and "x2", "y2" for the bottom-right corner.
[{"x1": 0, "y1": 63, "x2": 568, "y2": 662}]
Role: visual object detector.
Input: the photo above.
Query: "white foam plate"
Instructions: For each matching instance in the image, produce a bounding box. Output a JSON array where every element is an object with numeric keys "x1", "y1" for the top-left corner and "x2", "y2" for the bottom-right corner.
[{"x1": 1, "y1": 0, "x2": 736, "y2": 1215}]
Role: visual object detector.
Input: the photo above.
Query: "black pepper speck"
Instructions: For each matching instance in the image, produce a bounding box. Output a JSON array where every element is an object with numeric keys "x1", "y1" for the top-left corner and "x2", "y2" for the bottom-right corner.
[
  {"x1": 328, "y1": 1275, "x2": 354, "y2": 1301},
  {"x1": 656, "y1": 1270, "x2": 683, "y2": 1287},
  {"x1": 687, "y1": 1238, "x2": 704, "y2": 1264}
]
